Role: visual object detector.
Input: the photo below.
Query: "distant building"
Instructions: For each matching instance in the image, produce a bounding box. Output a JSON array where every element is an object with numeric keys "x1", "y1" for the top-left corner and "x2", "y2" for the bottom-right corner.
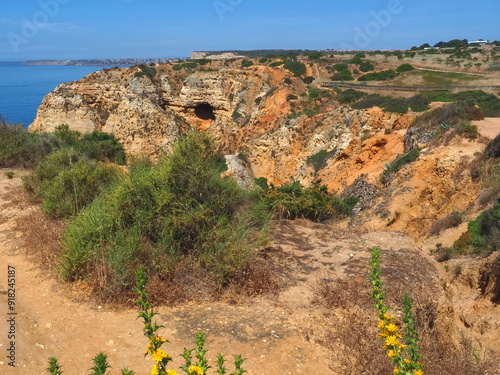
[{"x1": 469, "y1": 39, "x2": 489, "y2": 46}]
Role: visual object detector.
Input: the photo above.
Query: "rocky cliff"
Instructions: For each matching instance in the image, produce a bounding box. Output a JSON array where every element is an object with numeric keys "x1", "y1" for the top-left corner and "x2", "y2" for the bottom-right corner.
[
  {"x1": 29, "y1": 61, "x2": 413, "y2": 186},
  {"x1": 30, "y1": 61, "x2": 494, "y2": 241}
]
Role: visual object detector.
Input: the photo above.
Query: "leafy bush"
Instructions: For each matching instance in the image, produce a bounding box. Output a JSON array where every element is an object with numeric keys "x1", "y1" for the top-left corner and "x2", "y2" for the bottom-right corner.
[
  {"x1": 0, "y1": 118, "x2": 62, "y2": 168},
  {"x1": 352, "y1": 94, "x2": 391, "y2": 109},
  {"x1": 333, "y1": 63, "x2": 349, "y2": 72},
  {"x1": 351, "y1": 94, "x2": 430, "y2": 113},
  {"x1": 396, "y1": 63, "x2": 415, "y2": 73},
  {"x1": 261, "y1": 181, "x2": 357, "y2": 221},
  {"x1": 259, "y1": 57, "x2": 268, "y2": 63},
  {"x1": 307, "y1": 51, "x2": 323, "y2": 60},
  {"x1": 336, "y1": 89, "x2": 367, "y2": 104},
  {"x1": 24, "y1": 147, "x2": 121, "y2": 218},
  {"x1": 283, "y1": 61, "x2": 307, "y2": 77},
  {"x1": 349, "y1": 54, "x2": 364, "y2": 65},
  {"x1": 454, "y1": 119, "x2": 479, "y2": 139},
  {"x1": 307, "y1": 149, "x2": 336, "y2": 173},
  {"x1": 241, "y1": 59, "x2": 253, "y2": 68},
  {"x1": 485, "y1": 133, "x2": 500, "y2": 158},
  {"x1": 358, "y1": 69, "x2": 398, "y2": 81},
  {"x1": 359, "y1": 61, "x2": 375, "y2": 72},
  {"x1": 59, "y1": 132, "x2": 269, "y2": 287},
  {"x1": 425, "y1": 90, "x2": 500, "y2": 117},
  {"x1": 453, "y1": 199, "x2": 500, "y2": 254},
  {"x1": 269, "y1": 61, "x2": 285, "y2": 67},
  {"x1": 135, "y1": 64, "x2": 157, "y2": 78},
  {"x1": 302, "y1": 76, "x2": 314, "y2": 84},
  {"x1": 331, "y1": 69, "x2": 354, "y2": 81}
]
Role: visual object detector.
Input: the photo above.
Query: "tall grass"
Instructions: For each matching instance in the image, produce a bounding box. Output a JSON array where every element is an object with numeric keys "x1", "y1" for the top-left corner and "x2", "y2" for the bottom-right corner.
[{"x1": 60, "y1": 132, "x2": 270, "y2": 289}]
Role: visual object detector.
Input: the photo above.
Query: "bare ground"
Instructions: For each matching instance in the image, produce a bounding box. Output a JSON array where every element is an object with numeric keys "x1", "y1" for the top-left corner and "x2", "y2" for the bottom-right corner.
[{"x1": 0, "y1": 170, "x2": 499, "y2": 374}]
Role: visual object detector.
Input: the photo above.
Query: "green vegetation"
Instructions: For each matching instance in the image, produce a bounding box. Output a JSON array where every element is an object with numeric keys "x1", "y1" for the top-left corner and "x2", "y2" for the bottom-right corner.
[
  {"x1": 307, "y1": 149, "x2": 336, "y2": 173},
  {"x1": 241, "y1": 59, "x2": 253, "y2": 68},
  {"x1": 333, "y1": 63, "x2": 349, "y2": 72},
  {"x1": 59, "y1": 132, "x2": 269, "y2": 288},
  {"x1": 269, "y1": 61, "x2": 285, "y2": 67},
  {"x1": 134, "y1": 64, "x2": 157, "y2": 78},
  {"x1": 0, "y1": 119, "x2": 61, "y2": 168},
  {"x1": 453, "y1": 199, "x2": 500, "y2": 254},
  {"x1": 260, "y1": 181, "x2": 357, "y2": 222},
  {"x1": 358, "y1": 69, "x2": 398, "y2": 82},
  {"x1": 307, "y1": 51, "x2": 323, "y2": 60},
  {"x1": 172, "y1": 62, "x2": 199, "y2": 71},
  {"x1": 331, "y1": 69, "x2": 354, "y2": 81},
  {"x1": 485, "y1": 133, "x2": 500, "y2": 158},
  {"x1": 351, "y1": 94, "x2": 430, "y2": 114},
  {"x1": 359, "y1": 61, "x2": 375, "y2": 72},
  {"x1": 23, "y1": 125, "x2": 125, "y2": 218},
  {"x1": 302, "y1": 76, "x2": 314, "y2": 84},
  {"x1": 424, "y1": 90, "x2": 500, "y2": 117},
  {"x1": 283, "y1": 61, "x2": 307, "y2": 77},
  {"x1": 259, "y1": 57, "x2": 268, "y2": 63},
  {"x1": 335, "y1": 89, "x2": 367, "y2": 104},
  {"x1": 396, "y1": 63, "x2": 415, "y2": 73}
]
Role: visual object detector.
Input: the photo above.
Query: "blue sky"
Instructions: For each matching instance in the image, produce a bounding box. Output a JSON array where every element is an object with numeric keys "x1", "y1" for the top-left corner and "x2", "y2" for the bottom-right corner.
[{"x1": 0, "y1": 0, "x2": 498, "y2": 61}]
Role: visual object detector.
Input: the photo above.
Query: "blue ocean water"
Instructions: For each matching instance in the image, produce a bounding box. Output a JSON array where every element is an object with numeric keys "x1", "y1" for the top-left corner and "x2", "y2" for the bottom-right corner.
[{"x1": 0, "y1": 63, "x2": 105, "y2": 127}]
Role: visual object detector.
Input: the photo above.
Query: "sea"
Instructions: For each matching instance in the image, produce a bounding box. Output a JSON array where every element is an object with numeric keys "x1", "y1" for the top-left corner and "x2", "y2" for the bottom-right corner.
[{"x1": 0, "y1": 62, "x2": 111, "y2": 127}]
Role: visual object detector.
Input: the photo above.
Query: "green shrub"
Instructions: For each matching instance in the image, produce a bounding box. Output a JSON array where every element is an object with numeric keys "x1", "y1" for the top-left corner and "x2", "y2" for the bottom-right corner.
[
  {"x1": 485, "y1": 133, "x2": 500, "y2": 158},
  {"x1": 352, "y1": 94, "x2": 393, "y2": 109},
  {"x1": 359, "y1": 61, "x2": 375, "y2": 72},
  {"x1": 307, "y1": 149, "x2": 336, "y2": 173},
  {"x1": 348, "y1": 54, "x2": 364, "y2": 65},
  {"x1": 24, "y1": 147, "x2": 121, "y2": 218},
  {"x1": 382, "y1": 149, "x2": 420, "y2": 183},
  {"x1": 307, "y1": 51, "x2": 323, "y2": 60},
  {"x1": 336, "y1": 89, "x2": 367, "y2": 104},
  {"x1": 453, "y1": 199, "x2": 500, "y2": 254},
  {"x1": 454, "y1": 119, "x2": 479, "y2": 139},
  {"x1": 59, "y1": 132, "x2": 269, "y2": 287},
  {"x1": 287, "y1": 94, "x2": 298, "y2": 101},
  {"x1": 424, "y1": 90, "x2": 500, "y2": 117},
  {"x1": 358, "y1": 69, "x2": 398, "y2": 81},
  {"x1": 331, "y1": 69, "x2": 354, "y2": 81},
  {"x1": 172, "y1": 64, "x2": 182, "y2": 71},
  {"x1": 261, "y1": 181, "x2": 356, "y2": 222},
  {"x1": 136, "y1": 64, "x2": 157, "y2": 78},
  {"x1": 241, "y1": 59, "x2": 253, "y2": 68},
  {"x1": 396, "y1": 63, "x2": 415, "y2": 73},
  {"x1": 4, "y1": 171, "x2": 14, "y2": 179},
  {"x1": 259, "y1": 57, "x2": 268, "y2": 64},
  {"x1": 0, "y1": 116, "x2": 66, "y2": 168},
  {"x1": 283, "y1": 61, "x2": 307, "y2": 77},
  {"x1": 302, "y1": 76, "x2": 314, "y2": 84},
  {"x1": 270, "y1": 61, "x2": 285, "y2": 67},
  {"x1": 333, "y1": 63, "x2": 349, "y2": 72}
]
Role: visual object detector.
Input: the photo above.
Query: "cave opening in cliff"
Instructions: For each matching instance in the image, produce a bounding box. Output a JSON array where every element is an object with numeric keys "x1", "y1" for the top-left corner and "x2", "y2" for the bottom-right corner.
[{"x1": 194, "y1": 103, "x2": 216, "y2": 121}]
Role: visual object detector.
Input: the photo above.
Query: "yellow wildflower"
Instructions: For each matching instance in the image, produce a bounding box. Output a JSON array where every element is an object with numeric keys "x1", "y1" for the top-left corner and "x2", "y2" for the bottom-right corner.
[
  {"x1": 378, "y1": 321, "x2": 386, "y2": 329},
  {"x1": 151, "y1": 364, "x2": 159, "y2": 375},
  {"x1": 414, "y1": 370, "x2": 423, "y2": 375},
  {"x1": 388, "y1": 349, "x2": 397, "y2": 358},
  {"x1": 394, "y1": 368, "x2": 400, "y2": 374},
  {"x1": 385, "y1": 323, "x2": 398, "y2": 333},
  {"x1": 385, "y1": 335, "x2": 399, "y2": 347},
  {"x1": 166, "y1": 370, "x2": 179, "y2": 375},
  {"x1": 399, "y1": 343, "x2": 407, "y2": 350},
  {"x1": 379, "y1": 331, "x2": 387, "y2": 338},
  {"x1": 189, "y1": 365, "x2": 204, "y2": 375},
  {"x1": 152, "y1": 349, "x2": 170, "y2": 363},
  {"x1": 404, "y1": 358, "x2": 411, "y2": 364},
  {"x1": 384, "y1": 313, "x2": 393, "y2": 321},
  {"x1": 145, "y1": 343, "x2": 154, "y2": 355},
  {"x1": 157, "y1": 336, "x2": 167, "y2": 343}
]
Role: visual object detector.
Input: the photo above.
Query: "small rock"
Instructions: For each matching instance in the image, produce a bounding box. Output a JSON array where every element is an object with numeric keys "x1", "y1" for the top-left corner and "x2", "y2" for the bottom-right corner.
[
  {"x1": 45, "y1": 323, "x2": 52, "y2": 329},
  {"x1": 107, "y1": 340, "x2": 114, "y2": 346}
]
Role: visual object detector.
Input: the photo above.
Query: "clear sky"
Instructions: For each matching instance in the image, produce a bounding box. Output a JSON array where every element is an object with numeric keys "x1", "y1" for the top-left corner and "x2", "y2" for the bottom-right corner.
[{"x1": 0, "y1": 0, "x2": 498, "y2": 61}]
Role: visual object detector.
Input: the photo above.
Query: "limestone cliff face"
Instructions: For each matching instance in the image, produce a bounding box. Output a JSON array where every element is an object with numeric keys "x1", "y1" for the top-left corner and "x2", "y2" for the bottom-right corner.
[{"x1": 29, "y1": 62, "x2": 413, "y2": 187}]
